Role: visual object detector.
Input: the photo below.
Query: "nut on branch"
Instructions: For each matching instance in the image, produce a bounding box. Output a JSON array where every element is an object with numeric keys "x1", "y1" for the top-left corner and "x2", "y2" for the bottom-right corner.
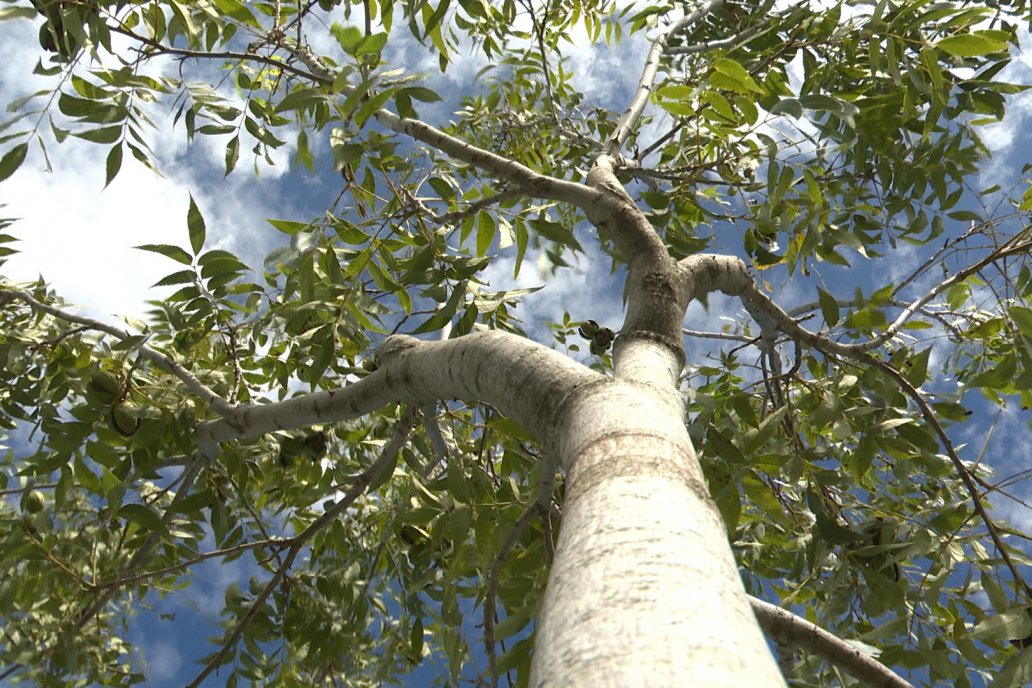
[{"x1": 578, "y1": 320, "x2": 616, "y2": 356}]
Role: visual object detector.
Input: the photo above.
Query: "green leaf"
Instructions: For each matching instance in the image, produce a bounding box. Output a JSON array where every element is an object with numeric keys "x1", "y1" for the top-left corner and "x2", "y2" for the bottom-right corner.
[
  {"x1": 989, "y1": 646, "x2": 1032, "y2": 688},
  {"x1": 402, "y1": 87, "x2": 443, "y2": 103},
  {"x1": 152, "y1": 269, "x2": 197, "y2": 287},
  {"x1": 936, "y1": 33, "x2": 1008, "y2": 57},
  {"x1": 368, "y1": 450, "x2": 399, "y2": 491},
  {"x1": 817, "y1": 287, "x2": 839, "y2": 326},
  {"x1": 0, "y1": 140, "x2": 27, "y2": 185},
  {"x1": 475, "y1": 210, "x2": 495, "y2": 256},
  {"x1": 0, "y1": 6, "x2": 37, "y2": 20},
  {"x1": 413, "y1": 281, "x2": 467, "y2": 334},
  {"x1": 187, "y1": 194, "x2": 206, "y2": 255},
  {"x1": 971, "y1": 608, "x2": 1031, "y2": 642},
  {"x1": 104, "y1": 144, "x2": 122, "y2": 187},
  {"x1": 1009, "y1": 306, "x2": 1032, "y2": 339},
  {"x1": 73, "y1": 126, "x2": 123, "y2": 144},
  {"x1": 331, "y1": 24, "x2": 364, "y2": 53},
  {"x1": 905, "y1": 347, "x2": 931, "y2": 387},
  {"x1": 711, "y1": 57, "x2": 762, "y2": 93},
  {"x1": 770, "y1": 98, "x2": 802, "y2": 119},
  {"x1": 356, "y1": 32, "x2": 389, "y2": 55},
  {"x1": 493, "y1": 606, "x2": 533, "y2": 640},
  {"x1": 119, "y1": 503, "x2": 170, "y2": 538},
  {"x1": 656, "y1": 84, "x2": 693, "y2": 100},
  {"x1": 409, "y1": 617, "x2": 424, "y2": 660},
  {"x1": 225, "y1": 135, "x2": 239, "y2": 176},
  {"x1": 210, "y1": 0, "x2": 258, "y2": 25},
  {"x1": 136, "y1": 243, "x2": 193, "y2": 265},
  {"x1": 354, "y1": 90, "x2": 395, "y2": 127},
  {"x1": 267, "y1": 219, "x2": 310, "y2": 235}
]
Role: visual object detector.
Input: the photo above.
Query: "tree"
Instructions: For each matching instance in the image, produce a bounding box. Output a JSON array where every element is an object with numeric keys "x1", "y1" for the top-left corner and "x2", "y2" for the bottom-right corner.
[{"x1": 1, "y1": 0, "x2": 1031, "y2": 685}]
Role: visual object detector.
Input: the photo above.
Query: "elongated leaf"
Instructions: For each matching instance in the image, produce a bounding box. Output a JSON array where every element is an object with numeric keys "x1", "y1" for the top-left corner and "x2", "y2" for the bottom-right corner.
[
  {"x1": 74, "y1": 126, "x2": 123, "y2": 144},
  {"x1": 413, "y1": 281, "x2": 467, "y2": 333},
  {"x1": 225, "y1": 135, "x2": 239, "y2": 176},
  {"x1": 136, "y1": 243, "x2": 193, "y2": 265},
  {"x1": 187, "y1": 194, "x2": 206, "y2": 255},
  {"x1": 104, "y1": 144, "x2": 122, "y2": 188},
  {"x1": 936, "y1": 33, "x2": 1008, "y2": 57},
  {"x1": 0, "y1": 142, "x2": 27, "y2": 182},
  {"x1": 817, "y1": 287, "x2": 839, "y2": 326}
]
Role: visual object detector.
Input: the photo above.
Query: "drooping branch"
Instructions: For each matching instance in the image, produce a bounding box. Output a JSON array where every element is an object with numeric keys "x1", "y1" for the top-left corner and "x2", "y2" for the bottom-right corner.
[
  {"x1": 679, "y1": 253, "x2": 1032, "y2": 601},
  {"x1": 1, "y1": 288, "x2": 237, "y2": 417},
  {"x1": 198, "y1": 330, "x2": 601, "y2": 458},
  {"x1": 0, "y1": 455, "x2": 217, "y2": 684},
  {"x1": 111, "y1": 25, "x2": 326, "y2": 83},
  {"x1": 749, "y1": 597, "x2": 915, "y2": 688},
  {"x1": 485, "y1": 499, "x2": 549, "y2": 688},
  {"x1": 869, "y1": 359, "x2": 1032, "y2": 601}
]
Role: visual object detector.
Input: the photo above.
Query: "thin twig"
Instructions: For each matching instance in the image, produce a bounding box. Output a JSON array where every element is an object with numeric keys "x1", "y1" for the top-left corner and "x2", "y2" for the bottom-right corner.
[
  {"x1": 867, "y1": 357, "x2": 1032, "y2": 601},
  {"x1": 186, "y1": 409, "x2": 418, "y2": 688},
  {"x1": 2, "y1": 288, "x2": 236, "y2": 417}
]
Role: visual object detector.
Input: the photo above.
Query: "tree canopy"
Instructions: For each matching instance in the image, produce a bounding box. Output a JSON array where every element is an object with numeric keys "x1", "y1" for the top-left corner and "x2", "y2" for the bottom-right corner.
[{"x1": 1, "y1": 0, "x2": 1032, "y2": 686}]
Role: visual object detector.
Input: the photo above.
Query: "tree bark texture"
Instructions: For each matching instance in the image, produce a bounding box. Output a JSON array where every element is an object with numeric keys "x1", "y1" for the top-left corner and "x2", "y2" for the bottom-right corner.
[{"x1": 531, "y1": 378, "x2": 787, "y2": 686}]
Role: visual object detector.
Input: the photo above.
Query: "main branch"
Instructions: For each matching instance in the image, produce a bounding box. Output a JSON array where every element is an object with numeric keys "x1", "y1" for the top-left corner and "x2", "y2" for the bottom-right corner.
[{"x1": 198, "y1": 331, "x2": 600, "y2": 457}]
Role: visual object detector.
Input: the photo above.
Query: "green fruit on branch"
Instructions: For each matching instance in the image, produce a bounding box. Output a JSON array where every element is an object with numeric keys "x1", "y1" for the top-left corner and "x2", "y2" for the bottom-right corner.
[
  {"x1": 21, "y1": 489, "x2": 45, "y2": 514},
  {"x1": 110, "y1": 403, "x2": 141, "y2": 437},
  {"x1": 87, "y1": 370, "x2": 122, "y2": 405}
]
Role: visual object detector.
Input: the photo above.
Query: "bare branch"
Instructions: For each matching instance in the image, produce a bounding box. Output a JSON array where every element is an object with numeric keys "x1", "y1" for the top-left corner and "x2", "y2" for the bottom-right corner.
[
  {"x1": 604, "y1": 0, "x2": 723, "y2": 156},
  {"x1": 520, "y1": 0, "x2": 561, "y2": 125},
  {"x1": 682, "y1": 327, "x2": 754, "y2": 343},
  {"x1": 667, "y1": 26, "x2": 765, "y2": 55},
  {"x1": 111, "y1": 25, "x2": 325, "y2": 83},
  {"x1": 96, "y1": 538, "x2": 290, "y2": 590},
  {"x1": 857, "y1": 234, "x2": 1032, "y2": 353},
  {"x1": 419, "y1": 403, "x2": 452, "y2": 477},
  {"x1": 408, "y1": 186, "x2": 527, "y2": 227},
  {"x1": 485, "y1": 498, "x2": 551, "y2": 688},
  {"x1": 749, "y1": 597, "x2": 915, "y2": 688}
]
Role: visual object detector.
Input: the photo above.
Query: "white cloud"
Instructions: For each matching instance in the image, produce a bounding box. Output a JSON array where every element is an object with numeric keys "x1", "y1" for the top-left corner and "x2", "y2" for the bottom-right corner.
[
  {"x1": 138, "y1": 639, "x2": 183, "y2": 685},
  {"x1": 0, "y1": 21, "x2": 304, "y2": 322}
]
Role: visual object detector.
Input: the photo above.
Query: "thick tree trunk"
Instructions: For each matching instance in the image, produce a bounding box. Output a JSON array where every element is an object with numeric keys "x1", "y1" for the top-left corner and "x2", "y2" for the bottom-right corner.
[
  {"x1": 530, "y1": 380, "x2": 787, "y2": 686},
  {"x1": 195, "y1": 331, "x2": 787, "y2": 685}
]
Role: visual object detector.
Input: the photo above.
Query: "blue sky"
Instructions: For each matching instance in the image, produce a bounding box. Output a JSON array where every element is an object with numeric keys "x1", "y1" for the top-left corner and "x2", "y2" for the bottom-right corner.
[{"x1": 2, "y1": 2, "x2": 1032, "y2": 686}]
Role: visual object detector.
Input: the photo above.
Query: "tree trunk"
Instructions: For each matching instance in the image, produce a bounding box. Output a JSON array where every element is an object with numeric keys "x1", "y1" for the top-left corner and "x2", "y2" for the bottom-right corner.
[{"x1": 530, "y1": 379, "x2": 787, "y2": 686}]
